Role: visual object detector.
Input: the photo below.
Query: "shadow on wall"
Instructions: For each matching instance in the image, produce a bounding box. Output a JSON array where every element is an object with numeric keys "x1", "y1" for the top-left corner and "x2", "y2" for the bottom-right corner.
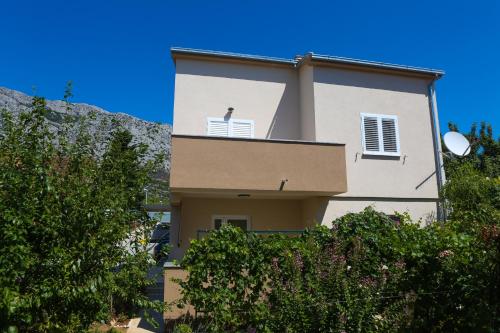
[
  {"x1": 303, "y1": 197, "x2": 330, "y2": 227},
  {"x1": 314, "y1": 198, "x2": 329, "y2": 227},
  {"x1": 168, "y1": 206, "x2": 183, "y2": 261},
  {"x1": 177, "y1": 59, "x2": 294, "y2": 83},
  {"x1": 313, "y1": 67, "x2": 429, "y2": 95},
  {"x1": 265, "y1": 81, "x2": 300, "y2": 140},
  {"x1": 361, "y1": 154, "x2": 401, "y2": 161},
  {"x1": 177, "y1": 60, "x2": 301, "y2": 141}
]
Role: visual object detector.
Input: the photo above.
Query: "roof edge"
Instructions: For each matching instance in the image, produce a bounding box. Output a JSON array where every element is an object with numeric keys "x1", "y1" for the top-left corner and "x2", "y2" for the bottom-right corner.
[
  {"x1": 170, "y1": 47, "x2": 295, "y2": 66},
  {"x1": 170, "y1": 47, "x2": 445, "y2": 78},
  {"x1": 310, "y1": 53, "x2": 444, "y2": 77}
]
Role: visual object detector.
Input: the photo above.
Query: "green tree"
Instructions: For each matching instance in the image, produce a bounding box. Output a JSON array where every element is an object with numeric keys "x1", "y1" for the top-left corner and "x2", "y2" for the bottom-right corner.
[
  {"x1": 0, "y1": 94, "x2": 164, "y2": 332},
  {"x1": 436, "y1": 121, "x2": 500, "y2": 331},
  {"x1": 443, "y1": 122, "x2": 500, "y2": 178},
  {"x1": 442, "y1": 163, "x2": 499, "y2": 228}
]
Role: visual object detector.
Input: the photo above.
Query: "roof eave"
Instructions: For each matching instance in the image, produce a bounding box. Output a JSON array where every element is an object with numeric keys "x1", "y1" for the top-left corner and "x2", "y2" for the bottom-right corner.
[
  {"x1": 170, "y1": 47, "x2": 295, "y2": 66},
  {"x1": 169, "y1": 47, "x2": 445, "y2": 79},
  {"x1": 310, "y1": 54, "x2": 445, "y2": 79}
]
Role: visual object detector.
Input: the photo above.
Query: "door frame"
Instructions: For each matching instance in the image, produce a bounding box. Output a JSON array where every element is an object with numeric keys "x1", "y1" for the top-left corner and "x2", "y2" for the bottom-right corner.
[{"x1": 211, "y1": 215, "x2": 251, "y2": 230}]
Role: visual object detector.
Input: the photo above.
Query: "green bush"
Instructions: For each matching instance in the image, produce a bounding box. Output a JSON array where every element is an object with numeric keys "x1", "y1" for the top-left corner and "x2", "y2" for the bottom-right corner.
[
  {"x1": 179, "y1": 225, "x2": 277, "y2": 332},
  {"x1": 441, "y1": 162, "x2": 499, "y2": 228},
  {"x1": 266, "y1": 218, "x2": 410, "y2": 333},
  {"x1": 180, "y1": 210, "x2": 413, "y2": 332},
  {"x1": 173, "y1": 323, "x2": 192, "y2": 333},
  {"x1": 180, "y1": 205, "x2": 499, "y2": 332},
  {"x1": 406, "y1": 162, "x2": 500, "y2": 332},
  {"x1": 0, "y1": 95, "x2": 164, "y2": 332}
]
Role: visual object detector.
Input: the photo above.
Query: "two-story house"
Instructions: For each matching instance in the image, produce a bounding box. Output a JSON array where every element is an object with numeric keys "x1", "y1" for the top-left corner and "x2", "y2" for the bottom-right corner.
[{"x1": 168, "y1": 47, "x2": 445, "y2": 259}]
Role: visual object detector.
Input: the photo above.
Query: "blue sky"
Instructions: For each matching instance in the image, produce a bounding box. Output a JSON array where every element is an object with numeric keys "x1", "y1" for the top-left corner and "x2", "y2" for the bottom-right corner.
[{"x1": 1, "y1": 0, "x2": 498, "y2": 133}]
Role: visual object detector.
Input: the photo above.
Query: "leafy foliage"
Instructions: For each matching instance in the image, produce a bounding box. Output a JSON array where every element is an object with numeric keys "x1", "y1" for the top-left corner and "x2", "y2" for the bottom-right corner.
[
  {"x1": 179, "y1": 225, "x2": 275, "y2": 332},
  {"x1": 443, "y1": 121, "x2": 499, "y2": 178},
  {"x1": 180, "y1": 206, "x2": 498, "y2": 332},
  {"x1": 0, "y1": 94, "x2": 164, "y2": 332},
  {"x1": 441, "y1": 162, "x2": 499, "y2": 228},
  {"x1": 180, "y1": 210, "x2": 413, "y2": 332},
  {"x1": 266, "y1": 219, "x2": 410, "y2": 333}
]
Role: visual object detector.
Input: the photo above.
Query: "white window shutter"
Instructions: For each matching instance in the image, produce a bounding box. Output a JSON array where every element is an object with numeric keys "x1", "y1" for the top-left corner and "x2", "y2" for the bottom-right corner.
[
  {"x1": 206, "y1": 118, "x2": 254, "y2": 138},
  {"x1": 362, "y1": 116, "x2": 380, "y2": 152},
  {"x1": 361, "y1": 113, "x2": 400, "y2": 156},
  {"x1": 207, "y1": 119, "x2": 229, "y2": 137},
  {"x1": 381, "y1": 118, "x2": 399, "y2": 153},
  {"x1": 230, "y1": 120, "x2": 254, "y2": 138}
]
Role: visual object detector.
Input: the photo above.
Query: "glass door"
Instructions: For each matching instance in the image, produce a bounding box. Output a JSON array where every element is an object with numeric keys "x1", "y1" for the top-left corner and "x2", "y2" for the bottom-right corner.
[{"x1": 213, "y1": 215, "x2": 250, "y2": 231}]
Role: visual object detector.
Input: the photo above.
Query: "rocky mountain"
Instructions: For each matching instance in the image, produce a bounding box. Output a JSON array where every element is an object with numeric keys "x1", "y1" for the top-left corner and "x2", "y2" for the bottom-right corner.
[{"x1": 0, "y1": 87, "x2": 171, "y2": 173}]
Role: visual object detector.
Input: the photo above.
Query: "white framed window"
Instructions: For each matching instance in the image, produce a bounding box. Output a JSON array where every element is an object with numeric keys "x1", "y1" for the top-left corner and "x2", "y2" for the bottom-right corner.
[
  {"x1": 207, "y1": 118, "x2": 254, "y2": 138},
  {"x1": 360, "y1": 113, "x2": 400, "y2": 156},
  {"x1": 212, "y1": 215, "x2": 251, "y2": 231}
]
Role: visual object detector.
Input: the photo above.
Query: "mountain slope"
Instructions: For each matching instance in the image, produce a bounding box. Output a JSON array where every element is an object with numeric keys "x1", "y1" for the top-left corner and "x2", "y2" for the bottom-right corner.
[{"x1": 0, "y1": 87, "x2": 171, "y2": 173}]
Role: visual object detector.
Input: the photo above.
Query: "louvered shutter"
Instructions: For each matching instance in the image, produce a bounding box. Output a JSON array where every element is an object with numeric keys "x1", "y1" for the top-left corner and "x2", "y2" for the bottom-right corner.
[
  {"x1": 362, "y1": 116, "x2": 380, "y2": 152},
  {"x1": 381, "y1": 118, "x2": 398, "y2": 153},
  {"x1": 361, "y1": 114, "x2": 400, "y2": 156},
  {"x1": 207, "y1": 119, "x2": 229, "y2": 136},
  {"x1": 207, "y1": 118, "x2": 254, "y2": 138},
  {"x1": 231, "y1": 120, "x2": 253, "y2": 138}
]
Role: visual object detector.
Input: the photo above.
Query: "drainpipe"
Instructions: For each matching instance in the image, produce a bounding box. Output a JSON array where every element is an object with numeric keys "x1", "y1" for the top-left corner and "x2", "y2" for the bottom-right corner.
[{"x1": 428, "y1": 79, "x2": 446, "y2": 221}]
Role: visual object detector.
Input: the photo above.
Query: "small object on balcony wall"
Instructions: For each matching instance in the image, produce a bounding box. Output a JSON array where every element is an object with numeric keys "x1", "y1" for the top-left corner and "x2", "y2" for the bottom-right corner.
[
  {"x1": 279, "y1": 178, "x2": 288, "y2": 191},
  {"x1": 224, "y1": 107, "x2": 234, "y2": 120}
]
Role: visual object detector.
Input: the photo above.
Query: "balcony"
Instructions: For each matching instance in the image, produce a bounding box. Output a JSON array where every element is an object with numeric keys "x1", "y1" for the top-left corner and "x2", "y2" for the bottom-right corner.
[{"x1": 170, "y1": 134, "x2": 347, "y2": 200}]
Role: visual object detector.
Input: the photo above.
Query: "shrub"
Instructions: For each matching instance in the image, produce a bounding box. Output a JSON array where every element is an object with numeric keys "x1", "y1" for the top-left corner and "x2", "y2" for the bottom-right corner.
[
  {"x1": 404, "y1": 162, "x2": 500, "y2": 332},
  {"x1": 441, "y1": 162, "x2": 499, "y2": 228},
  {"x1": 180, "y1": 209, "x2": 413, "y2": 332},
  {"x1": 266, "y1": 220, "x2": 410, "y2": 333},
  {"x1": 180, "y1": 206, "x2": 499, "y2": 332},
  {"x1": 173, "y1": 323, "x2": 192, "y2": 333},
  {"x1": 179, "y1": 225, "x2": 276, "y2": 332},
  {"x1": 0, "y1": 95, "x2": 164, "y2": 332}
]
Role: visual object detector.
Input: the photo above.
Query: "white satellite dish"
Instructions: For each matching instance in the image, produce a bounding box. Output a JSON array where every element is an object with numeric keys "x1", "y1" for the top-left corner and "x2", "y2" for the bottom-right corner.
[{"x1": 443, "y1": 131, "x2": 471, "y2": 156}]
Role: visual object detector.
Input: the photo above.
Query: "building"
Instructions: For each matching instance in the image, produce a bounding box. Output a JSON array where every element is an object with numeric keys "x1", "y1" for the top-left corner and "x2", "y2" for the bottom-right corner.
[{"x1": 168, "y1": 47, "x2": 445, "y2": 260}]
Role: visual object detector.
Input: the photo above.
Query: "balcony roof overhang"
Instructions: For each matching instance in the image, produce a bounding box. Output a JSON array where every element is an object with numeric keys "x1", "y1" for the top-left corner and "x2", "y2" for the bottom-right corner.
[{"x1": 170, "y1": 190, "x2": 339, "y2": 206}]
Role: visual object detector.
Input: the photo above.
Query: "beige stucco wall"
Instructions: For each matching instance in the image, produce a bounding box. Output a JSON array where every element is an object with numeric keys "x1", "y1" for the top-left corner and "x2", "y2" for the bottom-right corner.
[
  {"x1": 301, "y1": 197, "x2": 329, "y2": 227},
  {"x1": 173, "y1": 59, "x2": 301, "y2": 140},
  {"x1": 312, "y1": 66, "x2": 439, "y2": 199},
  {"x1": 164, "y1": 266, "x2": 192, "y2": 320},
  {"x1": 321, "y1": 199, "x2": 438, "y2": 226},
  {"x1": 299, "y1": 64, "x2": 316, "y2": 141},
  {"x1": 170, "y1": 197, "x2": 318, "y2": 259}
]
